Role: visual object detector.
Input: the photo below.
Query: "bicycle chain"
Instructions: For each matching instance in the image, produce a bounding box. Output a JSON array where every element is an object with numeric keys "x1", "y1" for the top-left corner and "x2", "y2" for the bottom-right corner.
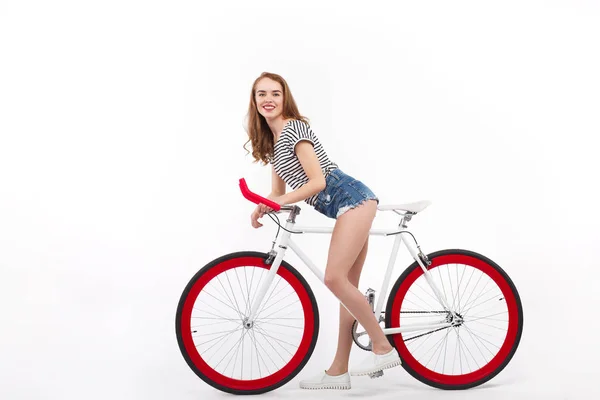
[
  {"x1": 399, "y1": 310, "x2": 453, "y2": 342},
  {"x1": 400, "y1": 311, "x2": 447, "y2": 314}
]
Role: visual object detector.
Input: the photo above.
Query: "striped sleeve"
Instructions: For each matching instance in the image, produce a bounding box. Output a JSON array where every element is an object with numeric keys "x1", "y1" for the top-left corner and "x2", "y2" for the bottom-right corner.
[{"x1": 287, "y1": 121, "x2": 316, "y2": 154}]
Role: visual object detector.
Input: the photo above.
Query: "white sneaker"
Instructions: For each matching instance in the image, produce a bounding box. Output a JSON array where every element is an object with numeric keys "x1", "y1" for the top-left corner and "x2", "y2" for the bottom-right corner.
[
  {"x1": 299, "y1": 370, "x2": 351, "y2": 390},
  {"x1": 350, "y1": 348, "x2": 402, "y2": 376}
]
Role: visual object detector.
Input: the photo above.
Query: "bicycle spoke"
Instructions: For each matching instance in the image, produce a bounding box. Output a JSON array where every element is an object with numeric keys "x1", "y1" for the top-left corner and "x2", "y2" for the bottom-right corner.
[
  {"x1": 254, "y1": 320, "x2": 304, "y2": 329},
  {"x1": 233, "y1": 267, "x2": 250, "y2": 317},
  {"x1": 446, "y1": 265, "x2": 455, "y2": 312},
  {"x1": 253, "y1": 323, "x2": 299, "y2": 354},
  {"x1": 457, "y1": 267, "x2": 477, "y2": 314},
  {"x1": 249, "y1": 329, "x2": 262, "y2": 378},
  {"x1": 468, "y1": 318, "x2": 508, "y2": 331},
  {"x1": 255, "y1": 287, "x2": 296, "y2": 317},
  {"x1": 464, "y1": 309, "x2": 507, "y2": 321},
  {"x1": 254, "y1": 278, "x2": 282, "y2": 318},
  {"x1": 457, "y1": 329, "x2": 463, "y2": 374},
  {"x1": 423, "y1": 330, "x2": 452, "y2": 368},
  {"x1": 200, "y1": 289, "x2": 244, "y2": 319},
  {"x1": 460, "y1": 282, "x2": 493, "y2": 314},
  {"x1": 413, "y1": 280, "x2": 446, "y2": 309},
  {"x1": 193, "y1": 327, "x2": 243, "y2": 338},
  {"x1": 194, "y1": 326, "x2": 241, "y2": 347},
  {"x1": 243, "y1": 267, "x2": 251, "y2": 316},
  {"x1": 195, "y1": 296, "x2": 241, "y2": 321},
  {"x1": 240, "y1": 327, "x2": 245, "y2": 380},
  {"x1": 406, "y1": 328, "x2": 436, "y2": 353},
  {"x1": 246, "y1": 267, "x2": 265, "y2": 317},
  {"x1": 402, "y1": 296, "x2": 435, "y2": 311},
  {"x1": 462, "y1": 291, "x2": 504, "y2": 316},
  {"x1": 458, "y1": 269, "x2": 484, "y2": 314},
  {"x1": 202, "y1": 327, "x2": 243, "y2": 364},
  {"x1": 433, "y1": 330, "x2": 451, "y2": 372},
  {"x1": 463, "y1": 322, "x2": 503, "y2": 339},
  {"x1": 442, "y1": 328, "x2": 449, "y2": 374},
  {"x1": 458, "y1": 330, "x2": 480, "y2": 370},
  {"x1": 398, "y1": 313, "x2": 445, "y2": 318},
  {"x1": 214, "y1": 275, "x2": 245, "y2": 319},
  {"x1": 245, "y1": 266, "x2": 258, "y2": 316},
  {"x1": 462, "y1": 325, "x2": 499, "y2": 355},
  {"x1": 250, "y1": 328, "x2": 277, "y2": 374},
  {"x1": 452, "y1": 329, "x2": 460, "y2": 374},
  {"x1": 252, "y1": 325, "x2": 290, "y2": 362},
  {"x1": 192, "y1": 307, "x2": 240, "y2": 322},
  {"x1": 250, "y1": 269, "x2": 266, "y2": 314},
  {"x1": 221, "y1": 329, "x2": 246, "y2": 376},
  {"x1": 253, "y1": 326, "x2": 297, "y2": 360},
  {"x1": 451, "y1": 264, "x2": 466, "y2": 312},
  {"x1": 258, "y1": 299, "x2": 300, "y2": 321},
  {"x1": 191, "y1": 319, "x2": 237, "y2": 328},
  {"x1": 437, "y1": 266, "x2": 449, "y2": 306},
  {"x1": 224, "y1": 271, "x2": 245, "y2": 319}
]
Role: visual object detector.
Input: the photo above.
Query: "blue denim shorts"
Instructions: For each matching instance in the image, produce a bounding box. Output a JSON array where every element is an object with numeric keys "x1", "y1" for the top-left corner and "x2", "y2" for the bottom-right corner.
[{"x1": 314, "y1": 168, "x2": 379, "y2": 219}]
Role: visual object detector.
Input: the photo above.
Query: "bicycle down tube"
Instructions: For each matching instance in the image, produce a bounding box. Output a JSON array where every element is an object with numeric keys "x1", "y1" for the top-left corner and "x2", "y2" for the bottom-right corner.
[{"x1": 245, "y1": 212, "x2": 454, "y2": 335}]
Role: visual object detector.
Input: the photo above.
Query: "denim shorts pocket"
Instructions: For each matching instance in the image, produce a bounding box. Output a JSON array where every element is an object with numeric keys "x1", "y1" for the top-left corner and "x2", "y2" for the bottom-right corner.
[
  {"x1": 347, "y1": 180, "x2": 378, "y2": 202},
  {"x1": 317, "y1": 186, "x2": 338, "y2": 206},
  {"x1": 328, "y1": 169, "x2": 340, "y2": 181}
]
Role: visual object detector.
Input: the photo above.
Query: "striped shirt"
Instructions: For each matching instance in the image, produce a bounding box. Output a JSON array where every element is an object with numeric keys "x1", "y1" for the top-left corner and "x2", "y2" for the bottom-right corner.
[{"x1": 271, "y1": 120, "x2": 338, "y2": 206}]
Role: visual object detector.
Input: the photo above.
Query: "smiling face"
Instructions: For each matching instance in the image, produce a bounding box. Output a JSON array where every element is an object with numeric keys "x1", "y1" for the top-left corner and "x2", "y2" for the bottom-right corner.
[{"x1": 254, "y1": 77, "x2": 284, "y2": 121}]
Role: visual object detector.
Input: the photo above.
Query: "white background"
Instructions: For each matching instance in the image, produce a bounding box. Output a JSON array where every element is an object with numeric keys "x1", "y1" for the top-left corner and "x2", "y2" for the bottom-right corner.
[{"x1": 1, "y1": 0, "x2": 599, "y2": 399}]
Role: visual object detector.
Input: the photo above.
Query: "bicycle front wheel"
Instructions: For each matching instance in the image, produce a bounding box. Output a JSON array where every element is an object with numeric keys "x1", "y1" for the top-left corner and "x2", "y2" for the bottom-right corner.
[
  {"x1": 385, "y1": 249, "x2": 523, "y2": 390},
  {"x1": 176, "y1": 251, "x2": 319, "y2": 395}
]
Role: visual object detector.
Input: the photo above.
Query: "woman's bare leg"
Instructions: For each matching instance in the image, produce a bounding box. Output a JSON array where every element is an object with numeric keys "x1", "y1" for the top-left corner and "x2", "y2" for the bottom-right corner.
[
  {"x1": 322, "y1": 199, "x2": 393, "y2": 373},
  {"x1": 326, "y1": 236, "x2": 369, "y2": 375}
]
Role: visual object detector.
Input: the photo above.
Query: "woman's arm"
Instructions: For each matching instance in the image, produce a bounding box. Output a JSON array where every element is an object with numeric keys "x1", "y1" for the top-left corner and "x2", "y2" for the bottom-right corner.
[
  {"x1": 267, "y1": 165, "x2": 286, "y2": 200},
  {"x1": 278, "y1": 141, "x2": 326, "y2": 205}
]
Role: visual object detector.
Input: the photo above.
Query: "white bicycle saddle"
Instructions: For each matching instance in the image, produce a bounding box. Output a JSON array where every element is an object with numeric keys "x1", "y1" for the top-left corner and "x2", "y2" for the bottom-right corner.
[{"x1": 377, "y1": 200, "x2": 432, "y2": 214}]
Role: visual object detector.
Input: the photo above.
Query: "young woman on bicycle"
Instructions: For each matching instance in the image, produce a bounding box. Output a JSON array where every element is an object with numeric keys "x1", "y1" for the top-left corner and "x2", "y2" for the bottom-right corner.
[{"x1": 244, "y1": 72, "x2": 401, "y2": 389}]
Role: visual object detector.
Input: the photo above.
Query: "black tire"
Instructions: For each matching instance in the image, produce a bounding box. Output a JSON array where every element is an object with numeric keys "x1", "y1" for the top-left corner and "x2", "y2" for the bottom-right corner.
[
  {"x1": 385, "y1": 249, "x2": 524, "y2": 390},
  {"x1": 175, "y1": 251, "x2": 319, "y2": 395}
]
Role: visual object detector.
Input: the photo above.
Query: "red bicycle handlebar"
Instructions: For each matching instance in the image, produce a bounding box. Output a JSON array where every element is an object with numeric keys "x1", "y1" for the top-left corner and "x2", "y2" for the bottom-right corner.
[{"x1": 239, "y1": 178, "x2": 281, "y2": 211}]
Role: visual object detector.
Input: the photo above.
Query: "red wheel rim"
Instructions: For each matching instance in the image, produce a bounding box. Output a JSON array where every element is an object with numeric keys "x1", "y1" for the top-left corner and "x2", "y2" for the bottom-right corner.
[
  {"x1": 179, "y1": 256, "x2": 316, "y2": 391},
  {"x1": 390, "y1": 254, "x2": 519, "y2": 386}
]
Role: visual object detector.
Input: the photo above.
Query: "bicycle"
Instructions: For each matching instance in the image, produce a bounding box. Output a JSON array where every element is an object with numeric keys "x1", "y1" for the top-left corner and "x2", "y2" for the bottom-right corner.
[{"x1": 175, "y1": 178, "x2": 524, "y2": 395}]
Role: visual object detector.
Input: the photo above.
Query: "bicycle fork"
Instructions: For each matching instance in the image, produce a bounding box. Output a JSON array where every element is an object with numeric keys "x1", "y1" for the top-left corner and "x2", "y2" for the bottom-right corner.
[{"x1": 244, "y1": 219, "x2": 296, "y2": 328}]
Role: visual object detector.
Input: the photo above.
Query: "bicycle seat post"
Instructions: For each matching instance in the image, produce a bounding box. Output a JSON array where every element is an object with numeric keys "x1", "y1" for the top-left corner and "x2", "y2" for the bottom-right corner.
[{"x1": 399, "y1": 212, "x2": 414, "y2": 228}]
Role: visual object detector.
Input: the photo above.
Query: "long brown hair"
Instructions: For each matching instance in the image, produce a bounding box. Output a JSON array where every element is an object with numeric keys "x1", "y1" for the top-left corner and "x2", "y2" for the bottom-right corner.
[{"x1": 243, "y1": 72, "x2": 309, "y2": 165}]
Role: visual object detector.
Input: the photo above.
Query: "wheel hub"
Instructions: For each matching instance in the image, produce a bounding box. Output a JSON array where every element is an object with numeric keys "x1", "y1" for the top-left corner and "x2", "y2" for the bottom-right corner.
[
  {"x1": 446, "y1": 312, "x2": 464, "y2": 327},
  {"x1": 242, "y1": 317, "x2": 253, "y2": 329}
]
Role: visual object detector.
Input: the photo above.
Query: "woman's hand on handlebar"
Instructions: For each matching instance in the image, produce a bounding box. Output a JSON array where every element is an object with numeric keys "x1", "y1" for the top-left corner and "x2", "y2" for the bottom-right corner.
[
  {"x1": 250, "y1": 197, "x2": 284, "y2": 228},
  {"x1": 250, "y1": 204, "x2": 267, "y2": 228}
]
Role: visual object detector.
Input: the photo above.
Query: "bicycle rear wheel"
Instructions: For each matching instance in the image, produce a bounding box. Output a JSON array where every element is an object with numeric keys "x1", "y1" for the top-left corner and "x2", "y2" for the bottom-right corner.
[
  {"x1": 385, "y1": 249, "x2": 523, "y2": 389},
  {"x1": 176, "y1": 251, "x2": 319, "y2": 395}
]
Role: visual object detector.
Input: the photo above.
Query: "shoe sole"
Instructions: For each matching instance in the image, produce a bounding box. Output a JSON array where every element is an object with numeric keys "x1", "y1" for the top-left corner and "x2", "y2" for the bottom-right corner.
[
  {"x1": 299, "y1": 383, "x2": 351, "y2": 390},
  {"x1": 350, "y1": 358, "x2": 402, "y2": 376}
]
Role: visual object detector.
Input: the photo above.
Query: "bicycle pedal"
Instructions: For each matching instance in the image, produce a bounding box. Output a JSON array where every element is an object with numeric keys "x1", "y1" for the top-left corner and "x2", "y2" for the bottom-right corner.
[{"x1": 369, "y1": 370, "x2": 384, "y2": 379}]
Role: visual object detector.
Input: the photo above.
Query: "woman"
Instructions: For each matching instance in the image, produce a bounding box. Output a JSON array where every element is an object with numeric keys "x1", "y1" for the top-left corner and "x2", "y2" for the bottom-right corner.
[{"x1": 243, "y1": 72, "x2": 401, "y2": 390}]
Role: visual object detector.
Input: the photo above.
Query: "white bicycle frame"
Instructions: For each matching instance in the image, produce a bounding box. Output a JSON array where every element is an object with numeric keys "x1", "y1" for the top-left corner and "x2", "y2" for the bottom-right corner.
[{"x1": 246, "y1": 207, "x2": 455, "y2": 335}]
